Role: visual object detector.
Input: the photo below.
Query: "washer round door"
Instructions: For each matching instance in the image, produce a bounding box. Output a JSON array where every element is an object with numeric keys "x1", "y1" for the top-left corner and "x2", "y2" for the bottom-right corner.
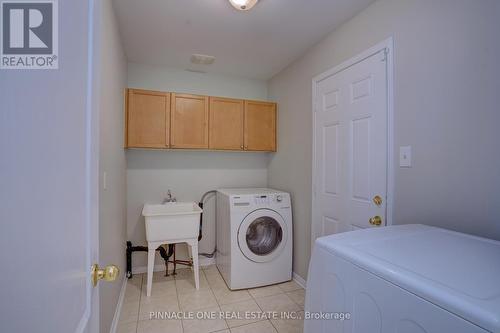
[{"x1": 237, "y1": 209, "x2": 288, "y2": 263}]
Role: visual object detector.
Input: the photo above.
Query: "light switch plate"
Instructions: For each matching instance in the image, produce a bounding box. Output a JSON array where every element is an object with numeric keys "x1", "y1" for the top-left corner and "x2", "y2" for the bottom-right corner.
[{"x1": 400, "y1": 146, "x2": 412, "y2": 168}]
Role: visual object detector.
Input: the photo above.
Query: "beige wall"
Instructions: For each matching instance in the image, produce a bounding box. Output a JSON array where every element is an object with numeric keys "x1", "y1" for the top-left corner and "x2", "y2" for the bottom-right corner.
[
  {"x1": 126, "y1": 64, "x2": 270, "y2": 269},
  {"x1": 98, "y1": 0, "x2": 128, "y2": 332},
  {"x1": 128, "y1": 62, "x2": 268, "y2": 100},
  {"x1": 268, "y1": 0, "x2": 500, "y2": 280}
]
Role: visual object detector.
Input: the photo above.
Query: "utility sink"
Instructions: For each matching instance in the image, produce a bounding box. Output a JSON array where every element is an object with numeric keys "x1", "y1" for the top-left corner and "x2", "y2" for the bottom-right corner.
[
  {"x1": 143, "y1": 202, "x2": 203, "y2": 296},
  {"x1": 142, "y1": 202, "x2": 202, "y2": 243}
]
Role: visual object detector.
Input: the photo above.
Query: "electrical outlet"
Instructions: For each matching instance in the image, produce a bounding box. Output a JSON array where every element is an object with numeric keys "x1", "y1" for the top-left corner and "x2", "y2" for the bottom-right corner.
[{"x1": 400, "y1": 146, "x2": 412, "y2": 168}]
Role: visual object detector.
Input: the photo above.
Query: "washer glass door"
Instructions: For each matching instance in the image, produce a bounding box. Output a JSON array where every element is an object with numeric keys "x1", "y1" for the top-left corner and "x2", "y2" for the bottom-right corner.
[{"x1": 238, "y1": 209, "x2": 287, "y2": 263}]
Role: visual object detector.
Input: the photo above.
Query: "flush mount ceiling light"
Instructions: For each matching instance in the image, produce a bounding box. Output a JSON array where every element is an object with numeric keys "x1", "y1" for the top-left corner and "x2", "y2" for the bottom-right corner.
[
  {"x1": 228, "y1": 0, "x2": 259, "y2": 11},
  {"x1": 190, "y1": 54, "x2": 215, "y2": 65}
]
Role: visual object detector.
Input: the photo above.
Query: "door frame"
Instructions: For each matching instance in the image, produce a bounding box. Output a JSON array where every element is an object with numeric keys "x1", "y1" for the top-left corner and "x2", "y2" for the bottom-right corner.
[
  {"x1": 311, "y1": 37, "x2": 395, "y2": 249},
  {"x1": 76, "y1": 0, "x2": 101, "y2": 332}
]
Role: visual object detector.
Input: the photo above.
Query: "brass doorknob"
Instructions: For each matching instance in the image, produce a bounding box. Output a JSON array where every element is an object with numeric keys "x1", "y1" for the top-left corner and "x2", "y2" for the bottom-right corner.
[
  {"x1": 369, "y1": 216, "x2": 382, "y2": 226},
  {"x1": 373, "y1": 195, "x2": 383, "y2": 206},
  {"x1": 91, "y1": 264, "x2": 119, "y2": 287}
]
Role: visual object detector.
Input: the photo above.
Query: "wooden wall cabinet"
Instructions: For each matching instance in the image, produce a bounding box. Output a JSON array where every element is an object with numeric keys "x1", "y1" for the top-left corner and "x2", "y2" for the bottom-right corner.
[
  {"x1": 125, "y1": 89, "x2": 277, "y2": 152},
  {"x1": 244, "y1": 100, "x2": 277, "y2": 152},
  {"x1": 126, "y1": 89, "x2": 170, "y2": 148},
  {"x1": 171, "y1": 93, "x2": 209, "y2": 149},
  {"x1": 209, "y1": 97, "x2": 244, "y2": 150}
]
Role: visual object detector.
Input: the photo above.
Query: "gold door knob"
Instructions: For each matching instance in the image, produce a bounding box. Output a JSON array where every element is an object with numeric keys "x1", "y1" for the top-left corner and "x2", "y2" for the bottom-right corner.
[
  {"x1": 369, "y1": 216, "x2": 382, "y2": 226},
  {"x1": 373, "y1": 195, "x2": 383, "y2": 206},
  {"x1": 91, "y1": 264, "x2": 119, "y2": 287}
]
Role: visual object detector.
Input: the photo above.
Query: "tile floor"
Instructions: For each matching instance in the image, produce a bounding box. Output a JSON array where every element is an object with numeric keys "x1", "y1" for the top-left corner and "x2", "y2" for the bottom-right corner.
[{"x1": 117, "y1": 265, "x2": 305, "y2": 333}]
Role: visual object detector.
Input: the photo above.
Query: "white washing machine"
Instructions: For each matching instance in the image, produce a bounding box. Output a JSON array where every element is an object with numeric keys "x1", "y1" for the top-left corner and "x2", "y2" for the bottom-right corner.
[{"x1": 216, "y1": 188, "x2": 293, "y2": 290}]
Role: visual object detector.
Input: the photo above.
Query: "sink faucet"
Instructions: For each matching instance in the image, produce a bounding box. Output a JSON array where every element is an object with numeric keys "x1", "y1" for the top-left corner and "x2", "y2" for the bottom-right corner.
[{"x1": 163, "y1": 189, "x2": 177, "y2": 203}]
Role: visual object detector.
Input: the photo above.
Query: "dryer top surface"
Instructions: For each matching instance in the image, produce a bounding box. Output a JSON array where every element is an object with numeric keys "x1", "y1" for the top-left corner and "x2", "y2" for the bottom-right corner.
[
  {"x1": 316, "y1": 224, "x2": 500, "y2": 331},
  {"x1": 218, "y1": 188, "x2": 288, "y2": 196}
]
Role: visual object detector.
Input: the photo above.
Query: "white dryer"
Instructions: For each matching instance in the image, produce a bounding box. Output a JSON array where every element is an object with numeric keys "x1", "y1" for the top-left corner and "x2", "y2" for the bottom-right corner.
[
  {"x1": 216, "y1": 188, "x2": 293, "y2": 290},
  {"x1": 305, "y1": 224, "x2": 500, "y2": 333}
]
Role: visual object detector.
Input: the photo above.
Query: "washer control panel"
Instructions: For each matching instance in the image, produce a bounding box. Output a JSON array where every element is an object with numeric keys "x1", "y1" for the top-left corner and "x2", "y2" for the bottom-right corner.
[
  {"x1": 252, "y1": 193, "x2": 288, "y2": 205},
  {"x1": 254, "y1": 195, "x2": 270, "y2": 205},
  {"x1": 230, "y1": 192, "x2": 290, "y2": 209}
]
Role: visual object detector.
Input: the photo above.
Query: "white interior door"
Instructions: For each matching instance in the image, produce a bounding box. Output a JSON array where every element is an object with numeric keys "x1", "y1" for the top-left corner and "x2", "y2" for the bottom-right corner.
[
  {"x1": 313, "y1": 47, "x2": 389, "y2": 241},
  {"x1": 0, "y1": 1, "x2": 100, "y2": 332}
]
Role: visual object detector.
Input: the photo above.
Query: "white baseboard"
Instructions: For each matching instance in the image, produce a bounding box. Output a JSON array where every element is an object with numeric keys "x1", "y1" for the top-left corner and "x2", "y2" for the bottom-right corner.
[
  {"x1": 131, "y1": 256, "x2": 215, "y2": 275},
  {"x1": 292, "y1": 271, "x2": 307, "y2": 289},
  {"x1": 132, "y1": 263, "x2": 165, "y2": 275},
  {"x1": 109, "y1": 276, "x2": 127, "y2": 333},
  {"x1": 199, "y1": 256, "x2": 216, "y2": 267}
]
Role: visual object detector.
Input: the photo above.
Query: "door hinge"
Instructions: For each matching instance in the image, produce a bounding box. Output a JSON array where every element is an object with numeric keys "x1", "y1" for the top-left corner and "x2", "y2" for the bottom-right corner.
[{"x1": 381, "y1": 48, "x2": 388, "y2": 62}]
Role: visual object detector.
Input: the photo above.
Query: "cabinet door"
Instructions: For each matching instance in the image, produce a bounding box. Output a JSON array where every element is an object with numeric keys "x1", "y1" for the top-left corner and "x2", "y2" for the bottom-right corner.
[
  {"x1": 171, "y1": 93, "x2": 209, "y2": 149},
  {"x1": 126, "y1": 89, "x2": 170, "y2": 148},
  {"x1": 244, "y1": 100, "x2": 277, "y2": 151},
  {"x1": 209, "y1": 97, "x2": 244, "y2": 150}
]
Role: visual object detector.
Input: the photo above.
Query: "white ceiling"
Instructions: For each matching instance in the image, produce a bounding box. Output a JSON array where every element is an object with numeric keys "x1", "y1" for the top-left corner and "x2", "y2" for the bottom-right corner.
[{"x1": 113, "y1": 0, "x2": 375, "y2": 80}]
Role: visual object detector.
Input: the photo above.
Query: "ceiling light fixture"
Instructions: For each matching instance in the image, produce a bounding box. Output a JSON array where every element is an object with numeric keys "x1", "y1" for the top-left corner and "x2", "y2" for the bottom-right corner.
[
  {"x1": 228, "y1": 0, "x2": 259, "y2": 11},
  {"x1": 190, "y1": 54, "x2": 215, "y2": 65}
]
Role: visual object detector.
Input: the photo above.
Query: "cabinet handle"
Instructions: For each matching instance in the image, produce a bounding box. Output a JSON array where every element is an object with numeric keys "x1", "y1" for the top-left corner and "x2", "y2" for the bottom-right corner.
[{"x1": 240, "y1": 145, "x2": 244, "y2": 149}]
